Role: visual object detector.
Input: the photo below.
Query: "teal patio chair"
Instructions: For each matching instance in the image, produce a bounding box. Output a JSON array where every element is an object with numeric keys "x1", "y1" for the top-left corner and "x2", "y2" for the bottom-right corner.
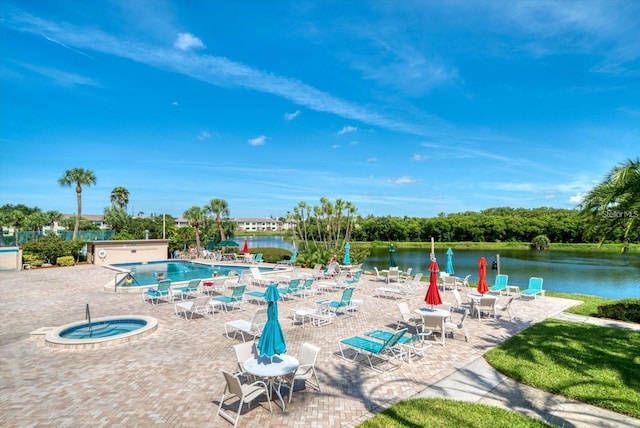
[
  {"x1": 213, "y1": 285, "x2": 246, "y2": 311},
  {"x1": 489, "y1": 274, "x2": 509, "y2": 295},
  {"x1": 345, "y1": 270, "x2": 363, "y2": 285},
  {"x1": 365, "y1": 328, "x2": 433, "y2": 363},
  {"x1": 143, "y1": 279, "x2": 173, "y2": 305},
  {"x1": 339, "y1": 328, "x2": 407, "y2": 372},
  {"x1": 521, "y1": 277, "x2": 544, "y2": 299},
  {"x1": 173, "y1": 278, "x2": 201, "y2": 300},
  {"x1": 277, "y1": 278, "x2": 301, "y2": 300},
  {"x1": 316, "y1": 287, "x2": 355, "y2": 315},
  {"x1": 277, "y1": 253, "x2": 297, "y2": 265}
]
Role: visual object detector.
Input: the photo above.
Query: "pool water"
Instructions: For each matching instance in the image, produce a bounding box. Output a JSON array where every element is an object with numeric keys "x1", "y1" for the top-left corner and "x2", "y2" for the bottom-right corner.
[
  {"x1": 111, "y1": 260, "x2": 278, "y2": 287},
  {"x1": 60, "y1": 319, "x2": 147, "y2": 339}
]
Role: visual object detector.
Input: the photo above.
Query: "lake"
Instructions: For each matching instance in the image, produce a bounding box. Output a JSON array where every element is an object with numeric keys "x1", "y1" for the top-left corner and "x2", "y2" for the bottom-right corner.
[{"x1": 363, "y1": 248, "x2": 640, "y2": 299}]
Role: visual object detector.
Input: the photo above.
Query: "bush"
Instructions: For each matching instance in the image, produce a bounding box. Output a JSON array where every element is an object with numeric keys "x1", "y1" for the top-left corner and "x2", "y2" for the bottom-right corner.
[
  {"x1": 56, "y1": 256, "x2": 75, "y2": 267},
  {"x1": 530, "y1": 234, "x2": 551, "y2": 250},
  {"x1": 597, "y1": 299, "x2": 640, "y2": 323},
  {"x1": 22, "y1": 253, "x2": 44, "y2": 267}
]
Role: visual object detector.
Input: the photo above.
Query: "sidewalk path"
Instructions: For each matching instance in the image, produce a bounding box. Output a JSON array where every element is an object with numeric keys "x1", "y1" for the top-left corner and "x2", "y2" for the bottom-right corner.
[{"x1": 415, "y1": 313, "x2": 640, "y2": 427}]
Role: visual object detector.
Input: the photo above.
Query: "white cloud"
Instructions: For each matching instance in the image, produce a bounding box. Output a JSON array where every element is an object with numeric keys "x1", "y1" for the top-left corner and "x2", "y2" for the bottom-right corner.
[
  {"x1": 367, "y1": 157, "x2": 378, "y2": 162},
  {"x1": 174, "y1": 33, "x2": 206, "y2": 51},
  {"x1": 284, "y1": 110, "x2": 300, "y2": 121},
  {"x1": 569, "y1": 192, "x2": 585, "y2": 204},
  {"x1": 338, "y1": 125, "x2": 357, "y2": 135},
  {"x1": 248, "y1": 135, "x2": 267, "y2": 146},
  {"x1": 196, "y1": 131, "x2": 210, "y2": 140},
  {"x1": 412, "y1": 154, "x2": 428, "y2": 161},
  {"x1": 390, "y1": 176, "x2": 416, "y2": 185},
  {"x1": 331, "y1": 144, "x2": 340, "y2": 149},
  {"x1": 172, "y1": 101, "x2": 179, "y2": 107}
]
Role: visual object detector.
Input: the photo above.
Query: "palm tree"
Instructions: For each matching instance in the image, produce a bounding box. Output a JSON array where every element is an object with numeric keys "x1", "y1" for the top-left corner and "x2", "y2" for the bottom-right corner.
[
  {"x1": 205, "y1": 198, "x2": 230, "y2": 241},
  {"x1": 110, "y1": 186, "x2": 130, "y2": 210},
  {"x1": 45, "y1": 210, "x2": 63, "y2": 231},
  {"x1": 581, "y1": 158, "x2": 640, "y2": 249},
  {"x1": 58, "y1": 168, "x2": 97, "y2": 240},
  {"x1": 183, "y1": 206, "x2": 206, "y2": 257}
]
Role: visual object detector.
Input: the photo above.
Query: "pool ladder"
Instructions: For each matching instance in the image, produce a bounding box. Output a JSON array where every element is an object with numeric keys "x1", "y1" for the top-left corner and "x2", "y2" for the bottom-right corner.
[{"x1": 85, "y1": 303, "x2": 92, "y2": 333}]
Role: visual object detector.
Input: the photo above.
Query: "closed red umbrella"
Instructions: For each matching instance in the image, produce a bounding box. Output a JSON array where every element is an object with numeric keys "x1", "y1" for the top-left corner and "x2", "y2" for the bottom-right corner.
[
  {"x1": 477, "y1": 256, "x2": 489, "y2": 294},
  {"x1": 425, "y1": 259, "x2": 442, "y2": 307},
  {"x1": 242, "y1": 239, "x2": 249, "y2": 254}
]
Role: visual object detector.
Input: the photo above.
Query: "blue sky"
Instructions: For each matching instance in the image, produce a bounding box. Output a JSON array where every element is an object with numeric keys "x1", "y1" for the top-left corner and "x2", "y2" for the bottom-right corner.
[{"x1": 1, "y1": 1, "x2": 638, "y2": 219}]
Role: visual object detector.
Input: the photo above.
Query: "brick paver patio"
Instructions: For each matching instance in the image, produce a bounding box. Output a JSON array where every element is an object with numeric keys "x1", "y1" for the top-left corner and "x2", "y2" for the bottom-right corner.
[{"x1": 0, "y1": 264, "x2": 578, "y2": 427}]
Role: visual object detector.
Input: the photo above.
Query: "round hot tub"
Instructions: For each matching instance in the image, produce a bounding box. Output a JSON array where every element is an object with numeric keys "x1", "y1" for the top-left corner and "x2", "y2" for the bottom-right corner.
[{"x1": 45, "y1": 315, "x2": 158, "y2": 349}]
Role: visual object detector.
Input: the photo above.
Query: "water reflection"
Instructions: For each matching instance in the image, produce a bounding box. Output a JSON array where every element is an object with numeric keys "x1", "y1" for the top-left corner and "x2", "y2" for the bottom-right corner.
[{"x1": 363, "y1": 248, "x2": 640, "y2": 299}]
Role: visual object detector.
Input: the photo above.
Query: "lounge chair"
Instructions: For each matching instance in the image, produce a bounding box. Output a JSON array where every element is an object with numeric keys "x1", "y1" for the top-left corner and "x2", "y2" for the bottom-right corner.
[
  {"x1": 224, "y1": 308, "x2": 268, "y2": 342},
  {"x1": 296, "y1": 278, "x2": 316, "y2": 298},
  {"x1": 217, "y1": 369, "x2": 272, "y2": 428},
  {"x1": 277, "y1": 253, "x2": 297, "y2": 265},
  {"x1": 174, "y1": 295, "x2": 214, "y2": 320},
  {"x1": 521, "y1": 277, "x2": 544, "y2": 299},
  {"x1": 143, "y1": 279, "x2": 172, "y2": 305},
  {"x1": 344, "y1": 270, "x2": 362, "y2": 285},
  {"x1": 316, "y1": 272, "x2": 348, "y2": 294},
  {"x1": 399, "y1": 268, "x2": 413, "y2": 282},
  {"x1": 252, "y1": 253, "x2": 263, "y2": 264},
  {"x1": 316, "y1": 287, "x2": 355, "y2": 315},
  {"x1": 249, "y1": 267, "x2": 271, "y2": 287},
  {"x1": 339, "y1": 328, "x2": 407, "y2": 372},
  {"x1": 489, "y1": 274, "x2": 509, "y2": 295},
  {"x1": 277, "y1": 278, "x2": 301, "y2": 300},
  {"x1": 364, "y1": 329, "x2": 432, "y2": 363},
  {"x1": 212, "y1": 285, "x2": 246, "y2": 311},
  {"x1": 173, "y1": 278, "x2": 202, "y2": 300}
]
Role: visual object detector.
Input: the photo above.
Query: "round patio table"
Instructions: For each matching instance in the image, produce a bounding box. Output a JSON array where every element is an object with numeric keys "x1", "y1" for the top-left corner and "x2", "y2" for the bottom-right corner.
[{"x1": 244, "y1": 355, "x2": 299, "y2": 411}]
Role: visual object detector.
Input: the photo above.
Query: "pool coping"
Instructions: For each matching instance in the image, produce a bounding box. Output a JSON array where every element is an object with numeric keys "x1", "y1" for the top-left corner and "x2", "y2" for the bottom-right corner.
[{"x1": 40, "y1": 315, "x2": 158, "y2": 350}]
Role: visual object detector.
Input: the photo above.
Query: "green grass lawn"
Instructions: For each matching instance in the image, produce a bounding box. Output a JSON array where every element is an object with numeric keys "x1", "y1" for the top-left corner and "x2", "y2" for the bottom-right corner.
[
  {"x1": 358, "y1": 398, "x2": 551, "y2": 428},
  {"x1": 545, "y1": 291, "x2": 614, "y2": 316},
  {"x1": 485, "y1": 319, "x2": 640, "y2": 418}
]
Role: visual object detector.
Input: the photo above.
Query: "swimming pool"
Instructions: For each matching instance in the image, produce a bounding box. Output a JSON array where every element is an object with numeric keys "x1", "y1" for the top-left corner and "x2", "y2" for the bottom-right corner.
[{"x1": 110, "y1": 260, "x2": 280, "y2": 287}]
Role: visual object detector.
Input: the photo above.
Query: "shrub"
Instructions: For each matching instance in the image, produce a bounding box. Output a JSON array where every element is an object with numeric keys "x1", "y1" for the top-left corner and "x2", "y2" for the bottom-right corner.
[
  {"x1": 22, "y1": 253, "x2": 44, "y2": 267},
  {"x1": 597, "y1": 299, "x2": 640, "y2": 323},
  {"x1": 56, "y1": 256, "x2": 75, "y2": 267},
  {"x1": 530, "y1": 234, "x2": 551, "y2": 250}
]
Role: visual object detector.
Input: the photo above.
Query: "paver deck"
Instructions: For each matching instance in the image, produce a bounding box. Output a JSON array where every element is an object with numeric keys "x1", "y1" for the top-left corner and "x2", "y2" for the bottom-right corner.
[{"x1": 1, "y1": 264, "x2": 581, "y2": 427}]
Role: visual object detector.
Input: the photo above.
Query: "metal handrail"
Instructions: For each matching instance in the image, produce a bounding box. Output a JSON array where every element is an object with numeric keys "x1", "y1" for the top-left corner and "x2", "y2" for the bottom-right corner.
[{"x1": 85, "y1": 303, "x2": 92, "y2": 333}]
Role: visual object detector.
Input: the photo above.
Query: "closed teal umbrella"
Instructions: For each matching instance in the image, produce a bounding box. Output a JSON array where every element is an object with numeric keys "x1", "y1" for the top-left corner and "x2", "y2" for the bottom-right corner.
[
  {"x1": 446, "y1": 248, "x2": 455, "y2": 275},
  {"x1": 343, "y1": 242, "x2": 351, "y2": 265},
  {"x1": 257, "y1": 284, "x2": 287, "y2": 357},
  {"x1": 389, "y1": 243, "x2": 396, "y2": 267}
]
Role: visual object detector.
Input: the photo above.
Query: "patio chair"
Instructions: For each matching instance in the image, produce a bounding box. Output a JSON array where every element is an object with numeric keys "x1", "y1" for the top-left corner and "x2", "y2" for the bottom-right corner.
[
  {"x1": 173, "y1": 278, "x2": 202, "y2": 300},
  {"x1": 444, "y1": 309, "x2": 470, "y2": 342},
  {"x1": 212, "y1": 285, "x2": 246, "y2": 311},
  {"x1": 452, "y1": 288, "x2": 472, "y2": 312},
  {"x1": 316, "y1": 271, "x2": 348, "y2": 293},
  {"x1": 277, "y1": 253, "x2": 297, "y2": 265},
  {"x1": 386, "y1": 267, "x2": 400, "y2": 283},
  {"x1": 456, "y1": 274, "x2": 472, "y2": 293},
  {"x1": 277, "y1": 278, "x2": 301, "y2": 300},
  {"x1": 217, "y1": 369, "x2": 272, "y2": 428},
  {"x1": 489, "y1": 274, "x2": 509, "y2": 295},
  {"x1": 142, "y1": 279, "x2": 172, "y2": 305},
  {"x1": 496, "y1": 296, "x2": 516, "y2": 321},
  {"x1": 279, "y1": 342, "x2": 321, "y2": 403},
  {"x1": 224, "y1": 308, "x2": 268, "y2": 342},
  {"x1": 373, "y1": 267, "x2": 386, "y2": 282},
  {"x1": 399, "y1": 268, "x2": 413, "y2": 282},
  {"x1": 249, "y1": 267, "x2": 271, "y2": 287},
  {"x1": 344, "y1": 270, "x2": 363, "y2": 285},
  {"x1": 339, "y1": 328, "x2": 407, "y2": 372},
  {"x1": 365, "y1": 329, "x2": 432, "y2": 363},
  {"x1": 316, "y1": 287, "x2": 355, "y2": 315},
  {"x1": 395, "y1": 302, "x2": 422, "y2": 332},
  {"x1": 233, "y1": 341, "x2": 258, "y2": 380},
  {"x1": 474, "y1": 296, "x2": 498, "y2": 322},
  {"x1": 174, "y1": 295, "x2": 214, "y2": 320},
  {"x1": 296, "y1": 278, "x2": 316, "y2": 298},
  {"x1": 252, "y1": 253, "x2": 263, "y2": 264},
  {"x1": 440, "y1": 275, "x2": 457, "y2": 292},
  {"x1": 521, "y1": 277, "x2": 544, "y2": 299}
]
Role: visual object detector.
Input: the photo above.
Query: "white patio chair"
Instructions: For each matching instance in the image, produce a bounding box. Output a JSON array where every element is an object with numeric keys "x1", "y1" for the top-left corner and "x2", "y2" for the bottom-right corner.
[
  {"x1": 217, "y1": 369, "x2": 272, "y2": 428},
  {"x1": 279, "y1": 342, "x2": 322, "y2": 403},
  {"x1": 445, "y1": 309, "x2": 470, "y2": 342},
  {"x1": 224, "y1": 308, "x2": 268, "y2": 342}
]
